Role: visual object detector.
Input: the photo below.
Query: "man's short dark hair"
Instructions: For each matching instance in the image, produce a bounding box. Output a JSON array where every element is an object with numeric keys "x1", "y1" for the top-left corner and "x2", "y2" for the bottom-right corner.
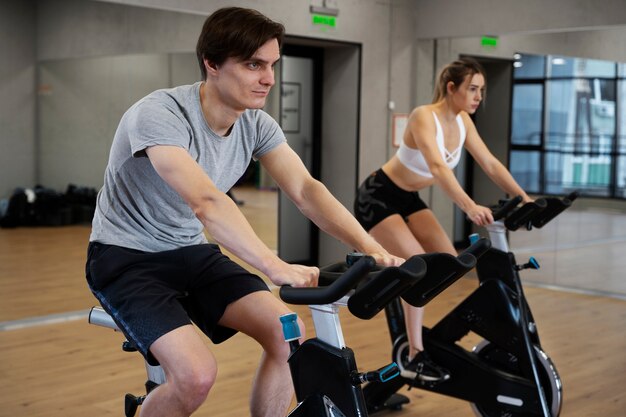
[{"x1": 196, "y1": 7, "x2": 285, "y2": 80}]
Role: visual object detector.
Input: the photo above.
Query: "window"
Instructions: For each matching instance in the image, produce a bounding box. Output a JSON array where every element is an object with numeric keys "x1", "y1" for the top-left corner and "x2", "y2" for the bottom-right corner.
[
  {"x1": 618, "y1": 78, "x2": 626, "y2": 197},
  {"x1": 511, "y1": 84, "x2": 543, "y2": 146},
  {"x1": 510, "y1": 53, "x2": 625, "y2": 199}
]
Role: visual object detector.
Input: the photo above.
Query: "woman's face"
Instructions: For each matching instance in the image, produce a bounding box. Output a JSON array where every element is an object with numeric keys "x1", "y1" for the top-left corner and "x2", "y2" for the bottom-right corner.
[{"x1": 450, "y1": 73, "x2": 485, "y2": 114}]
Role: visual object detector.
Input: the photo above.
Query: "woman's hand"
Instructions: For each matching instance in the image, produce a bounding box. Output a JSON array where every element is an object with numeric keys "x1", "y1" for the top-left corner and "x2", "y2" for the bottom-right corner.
[{"x1": 466, "y1": 204, "x2": 494, "y2": 226}]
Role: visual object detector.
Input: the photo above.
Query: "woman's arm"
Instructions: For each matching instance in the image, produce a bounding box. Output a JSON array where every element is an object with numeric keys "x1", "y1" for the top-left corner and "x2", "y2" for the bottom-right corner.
[
  {"x1": 461, "y1": 112, "x2": 532, "y2": 203},
  {"x1": 408, "y1": 107, "x2": 493, "y2": 225}
]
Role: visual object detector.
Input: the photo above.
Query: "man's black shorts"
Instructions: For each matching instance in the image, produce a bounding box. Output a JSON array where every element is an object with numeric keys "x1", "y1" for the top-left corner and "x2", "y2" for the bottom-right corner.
[
  {"x1": 86, "y1": 242, "x2": 270, "y2": 365},
  {"x1": 354, "y1": 168, "x2": 428, "y2": 231}
]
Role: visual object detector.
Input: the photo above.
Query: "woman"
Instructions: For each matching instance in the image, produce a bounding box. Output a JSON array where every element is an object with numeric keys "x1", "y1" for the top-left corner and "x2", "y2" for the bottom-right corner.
[{"x1": 354, "y1": 57, "x2": 532, "y2": 383}]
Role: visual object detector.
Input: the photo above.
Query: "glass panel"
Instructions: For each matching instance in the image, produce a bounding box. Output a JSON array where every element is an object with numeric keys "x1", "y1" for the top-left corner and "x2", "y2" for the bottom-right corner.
[
  {"x1": 617, "y1": 147, "x2": 626, "y2": 198},
  {"x1": 544, "y1": 151, "x2": 565, "y2": 194},
  {"x1": 511, "y1": 84, "x2": 543, "y2": 145},
  {"x1": 618, "y1": 62, "x2": 626, "y2": 77},
  {"x1": 544, "y1": 80, "x2": 575, "y2": 150},
  {"x1": 513, "y1": 53, "x2": 545, "y2": 79},
  {"x1": 617, "y1": 79, "x2": 626, "y2": 198},
  {"x1": 545, "y1": 151, "x2": 610, "y2": 196},
  {"x1": 545, "y1": 79, "x2": 615, "y2": 196},
  {"x1": 510, "y1": 150, "x2": 540, "y2": 193},
  {"x1": 546, "y1": 79, "x2": 616, "y2": 142},
  {"x1": 548, "y1": 55, "x2": 616, "y2": 78}
]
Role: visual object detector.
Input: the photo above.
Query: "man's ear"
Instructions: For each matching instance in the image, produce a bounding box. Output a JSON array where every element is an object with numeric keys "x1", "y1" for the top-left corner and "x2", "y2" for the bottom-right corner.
[{"x1": 204, "y1": 58, "x2": 219, "y2": 76}]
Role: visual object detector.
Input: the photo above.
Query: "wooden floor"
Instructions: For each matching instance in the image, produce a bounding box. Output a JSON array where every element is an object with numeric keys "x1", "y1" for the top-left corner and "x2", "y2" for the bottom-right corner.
[
  {"x1": 509, "y1": 207, "x2": 626, "y2": 297},
  {"x1": 1, "y1": 186, "x2": 625, "y2": 416}
]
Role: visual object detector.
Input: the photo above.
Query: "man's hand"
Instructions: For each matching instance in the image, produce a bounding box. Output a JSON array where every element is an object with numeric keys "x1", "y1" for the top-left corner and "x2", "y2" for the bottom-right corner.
[
  {"x1": 367, "y1": 251, "x2": 404, "y2": 267},
  {"x1": 268, "y1": 262, "x2": 319, "y2": 288}
]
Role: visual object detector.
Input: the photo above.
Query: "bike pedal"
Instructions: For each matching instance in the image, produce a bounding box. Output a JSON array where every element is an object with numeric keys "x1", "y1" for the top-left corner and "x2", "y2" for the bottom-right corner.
[
  {"x1": 403, "y1": 371, "x2": 450, "y2": 389},
  {"x1": 122, "y1": 340, "x2": 138, "y2": 352},
  {"x1": 124, "y1": 393, "x2": 145, "y2": 417},
  {"x1": 413, "y1": 378, "x2": 446, "y2": 389}
]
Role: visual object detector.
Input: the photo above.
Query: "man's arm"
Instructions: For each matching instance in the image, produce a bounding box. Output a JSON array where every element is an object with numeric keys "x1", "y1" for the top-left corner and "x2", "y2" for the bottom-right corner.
[
  {"x1": 145, "y1": 145, "x2": 318, "y2": 287},
  {"x1": 259, "y1": 143, "x2": 402, "y2": 266}
]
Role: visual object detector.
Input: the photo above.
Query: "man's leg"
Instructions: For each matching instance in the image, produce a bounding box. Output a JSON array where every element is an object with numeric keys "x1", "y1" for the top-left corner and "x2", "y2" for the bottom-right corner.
[
  {"x1": 139, "y1": 325, "x2": 217, "y2": 417},
  {"x1": 218, "y1": 291, "x2": 303, "y2": 417}
]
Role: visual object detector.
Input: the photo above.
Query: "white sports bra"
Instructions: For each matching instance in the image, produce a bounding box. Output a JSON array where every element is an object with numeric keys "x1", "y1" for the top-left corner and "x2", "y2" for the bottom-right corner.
[{"x1": 396, "y1": 112, "x2": 466, "y2": 178}]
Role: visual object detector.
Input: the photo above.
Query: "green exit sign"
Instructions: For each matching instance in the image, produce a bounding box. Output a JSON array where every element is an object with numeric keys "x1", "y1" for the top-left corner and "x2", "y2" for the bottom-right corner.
[
  {"x1": 481, "y1": 36, "x2": 498, "y2": 47},
  {"x1": 312, "y1": 14, "x2": 336, "y2": 27}
]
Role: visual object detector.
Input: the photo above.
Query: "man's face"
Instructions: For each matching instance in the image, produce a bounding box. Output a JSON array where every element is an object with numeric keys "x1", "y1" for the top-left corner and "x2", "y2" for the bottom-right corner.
[{"x1": 211, "y1": 38, "x2": 280, "y2": 112}]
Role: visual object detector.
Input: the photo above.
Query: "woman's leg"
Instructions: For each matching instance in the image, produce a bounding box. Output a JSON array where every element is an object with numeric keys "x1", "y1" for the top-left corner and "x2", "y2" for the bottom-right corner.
[
  {"x1": 371, "y1": 210, "x2": 456, "y2": 376},
  {"x1": 405, "y1": 209, "x2": 457, "y2": 255},
  {"x1": 402, "y1": 209, "x2": 456, "y2": 356},
  {"x1": 369, "y1": 214, "x2": 426, "y2": 358}
]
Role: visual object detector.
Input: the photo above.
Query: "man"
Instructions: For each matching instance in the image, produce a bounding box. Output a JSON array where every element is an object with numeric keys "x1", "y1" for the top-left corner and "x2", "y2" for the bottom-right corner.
[{"x1": 86, "y1": 7, "x2": 401, "y2": 417}]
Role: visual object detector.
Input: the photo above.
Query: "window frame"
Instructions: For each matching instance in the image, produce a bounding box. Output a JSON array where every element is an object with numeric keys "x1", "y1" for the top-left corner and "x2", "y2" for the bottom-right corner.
[{"x1": 510, "y1": 54, "x2": 624, "y2": 199}]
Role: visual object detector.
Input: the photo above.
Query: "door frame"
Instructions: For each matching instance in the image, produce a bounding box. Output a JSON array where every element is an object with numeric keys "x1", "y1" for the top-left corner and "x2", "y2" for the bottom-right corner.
[{"x1": 277, "y1": 36, "x2": 362, "y2": 265}]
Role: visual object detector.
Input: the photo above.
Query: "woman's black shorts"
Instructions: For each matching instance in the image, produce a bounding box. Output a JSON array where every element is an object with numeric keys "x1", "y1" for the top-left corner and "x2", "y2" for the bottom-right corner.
[
  {"x1": 86, "y1": 242, "x2": 269, "y2": 365},
  {"x1": 354, "y1": 168, "x2": 428, "y2": 231}
]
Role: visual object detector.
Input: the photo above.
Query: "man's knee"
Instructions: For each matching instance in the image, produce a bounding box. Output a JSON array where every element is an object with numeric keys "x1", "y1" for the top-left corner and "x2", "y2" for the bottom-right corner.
[
  {"x1": 265, "y1": 315, "x2": 306, "y2": 361},
  {"x1": 170, "y1": 365, "x2": 217, "y2": 413}
]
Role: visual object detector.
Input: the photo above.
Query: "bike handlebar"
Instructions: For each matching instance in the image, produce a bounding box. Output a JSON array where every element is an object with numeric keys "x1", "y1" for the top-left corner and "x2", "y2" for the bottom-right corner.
[
  {"x1": 348, "y1": 255, "x2": 427, "y2": 319},
  {"x1": 531, "y1": 191, "x2": 579, "y2": 229},
  {"x1": 280, "y1": 254, "x2": 428, "y2": 320},
  {"x1": 401, "y1": 237, "x2": 491, "y2": 307},
  {"x1": 279, "y1": 255, "x2": 377, "y2": 305},
  {"x1": 491, "y1": 191, "x2": 579, "y2": 231},
  {"x1": 492, "y1": 195, "x2": 523, "y2": 221},
  {"x1": 504, "y1": 198, "x2": 548, "y2": 231},
  {"x1": 280, "y1": 237, "x2": 492, "y2": 315},
  {"x1": 462, "y1": 235, "x2": 492, "y2": 259}
]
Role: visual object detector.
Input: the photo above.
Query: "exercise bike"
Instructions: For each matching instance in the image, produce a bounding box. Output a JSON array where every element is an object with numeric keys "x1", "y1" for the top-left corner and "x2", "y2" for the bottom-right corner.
[
  {"x1": 278, "y1": 238, "x2": 492, "y2": 417},
  {"x1": 88, "y1": 308, "x2": 166, "y2": 417},
  {"x1": 86, "y1": 236, "x2": 489, "y2": 417},
  {"x1": 363, "y1": 192, "x2": 579, "y2": 417}
]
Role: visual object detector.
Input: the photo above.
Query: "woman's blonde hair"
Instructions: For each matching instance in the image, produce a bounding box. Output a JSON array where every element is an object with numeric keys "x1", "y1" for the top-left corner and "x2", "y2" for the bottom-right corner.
[{"x1": 432, "y1": 57, "x2": 486, "y2": 103}]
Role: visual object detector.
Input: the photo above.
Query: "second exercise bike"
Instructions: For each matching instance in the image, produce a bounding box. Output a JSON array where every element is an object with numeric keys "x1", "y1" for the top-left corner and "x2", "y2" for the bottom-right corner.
[{"x1": 363, "y1": 192, "x2": 579, "y2": 417}]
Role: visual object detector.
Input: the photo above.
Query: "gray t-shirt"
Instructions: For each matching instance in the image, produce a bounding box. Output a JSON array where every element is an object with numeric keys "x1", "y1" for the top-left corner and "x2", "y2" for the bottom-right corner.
[{"x1": 90, "y1": 82, "x2": 285, "y2": 252}]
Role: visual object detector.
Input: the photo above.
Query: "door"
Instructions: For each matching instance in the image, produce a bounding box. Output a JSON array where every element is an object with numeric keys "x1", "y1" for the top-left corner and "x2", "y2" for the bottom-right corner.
[
  {"x1": 275, "y1": 39, "x2": 361, "y2": 265},
  {"x1": 278, "y1": 51, "x2": 319, "y2": 264},
  {"x1": 454, "y1": 56, "x2": 514, "y2": 245}
]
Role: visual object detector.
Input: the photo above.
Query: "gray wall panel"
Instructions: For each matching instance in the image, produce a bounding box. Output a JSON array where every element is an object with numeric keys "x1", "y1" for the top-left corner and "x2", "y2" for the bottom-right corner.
[{"x1": 0, "y1": 0, "x2": 36, "y2": 199}]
